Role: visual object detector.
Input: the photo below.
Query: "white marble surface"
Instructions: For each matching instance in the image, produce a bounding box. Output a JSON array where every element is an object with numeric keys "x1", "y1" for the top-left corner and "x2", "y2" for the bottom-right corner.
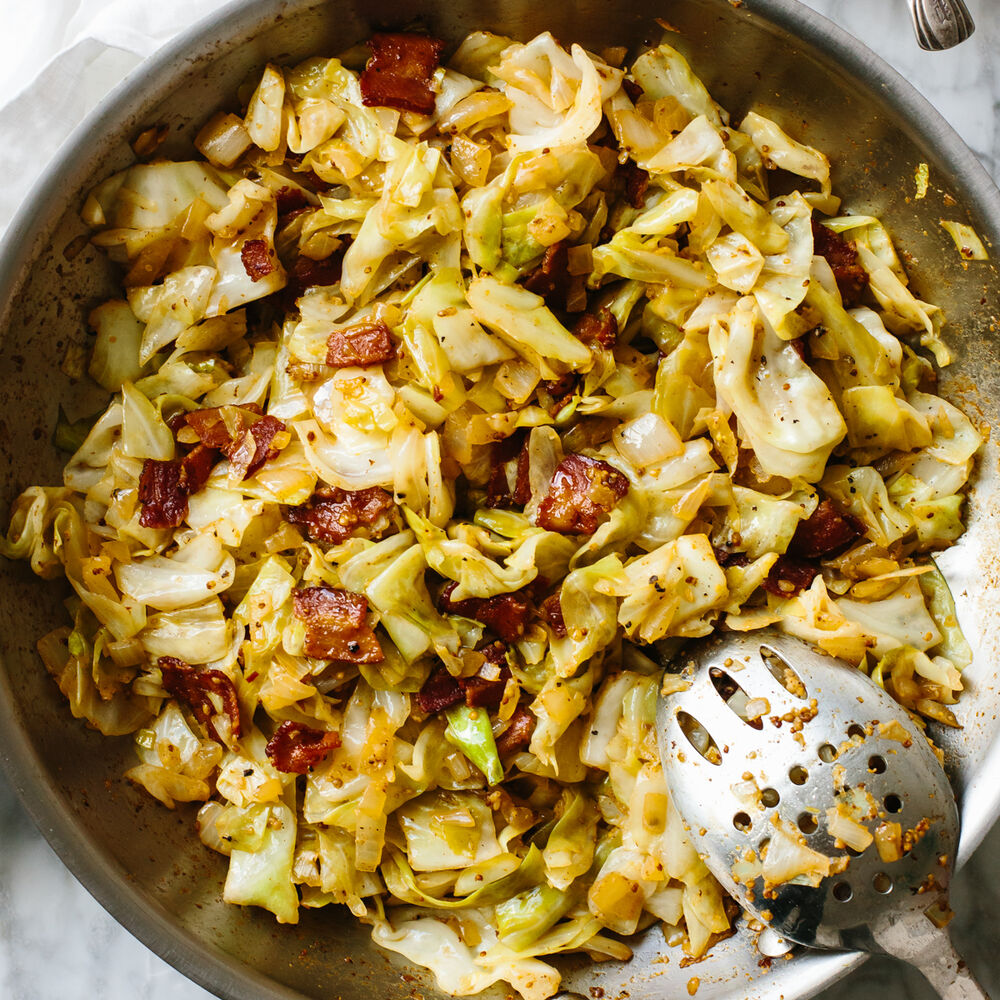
[{"x1": 1, "y1": 1, "x2": 998, "y2": 998}]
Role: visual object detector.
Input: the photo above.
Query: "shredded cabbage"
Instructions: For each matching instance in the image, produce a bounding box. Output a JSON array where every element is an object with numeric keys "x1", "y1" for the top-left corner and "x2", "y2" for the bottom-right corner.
[{"x1": 2, "y1": 22, "x2": 982, "y2": 1000}]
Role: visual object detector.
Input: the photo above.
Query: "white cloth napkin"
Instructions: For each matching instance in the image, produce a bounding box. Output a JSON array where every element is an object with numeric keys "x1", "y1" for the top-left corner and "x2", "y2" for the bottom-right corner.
[{"x1": 0, "y1": 0, "x2": 231, "y2": 235}]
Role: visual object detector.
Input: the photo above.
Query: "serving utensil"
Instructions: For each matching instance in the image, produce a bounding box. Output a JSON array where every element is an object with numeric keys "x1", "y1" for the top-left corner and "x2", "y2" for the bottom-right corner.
[
  {"x1": 909, "y1": 0, "x2": 975, "y2": 50},
  {"x1": 657, "y1": 629, "x2": 990, "y2": 999}
]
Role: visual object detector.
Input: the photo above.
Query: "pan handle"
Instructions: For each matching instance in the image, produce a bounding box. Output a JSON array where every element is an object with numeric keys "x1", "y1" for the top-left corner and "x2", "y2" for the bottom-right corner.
[{"x1": 908, "y1": 0, "x2": 976, "y2": 50}]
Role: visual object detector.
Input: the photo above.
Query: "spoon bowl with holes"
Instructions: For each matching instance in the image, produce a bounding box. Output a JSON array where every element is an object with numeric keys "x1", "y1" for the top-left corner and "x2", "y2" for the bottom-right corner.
[{"x1": 657, "y1": 629, "x2": 991, "y2": 1000}]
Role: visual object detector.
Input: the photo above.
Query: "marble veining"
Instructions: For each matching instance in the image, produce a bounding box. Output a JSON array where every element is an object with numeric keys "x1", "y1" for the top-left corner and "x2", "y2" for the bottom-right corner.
[{"x1": 1, "y1": 1, "x2": 998, "y2": 998}]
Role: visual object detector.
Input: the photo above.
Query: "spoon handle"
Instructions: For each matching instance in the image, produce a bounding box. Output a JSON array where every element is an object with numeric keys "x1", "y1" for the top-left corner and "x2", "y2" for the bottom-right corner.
[
  {"x1": 909, "y1": 0, "x2": 976, "y2": 50},
  {"x1": 875, "y1": 912, "x2": 990, "y2": 1000}
]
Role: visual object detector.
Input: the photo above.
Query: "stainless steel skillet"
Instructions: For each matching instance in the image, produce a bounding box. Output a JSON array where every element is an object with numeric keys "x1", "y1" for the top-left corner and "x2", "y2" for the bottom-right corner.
[{"x1": 0, "y1": 2, "x2": 998, "y2": 1000}]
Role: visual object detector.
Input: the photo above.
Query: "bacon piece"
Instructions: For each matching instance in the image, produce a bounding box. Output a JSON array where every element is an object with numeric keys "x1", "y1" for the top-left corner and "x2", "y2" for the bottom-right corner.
[
  {"x1": 622, "y1": 79, "x2": 644, "y2": 103},
  {"x1": 360, "y1": 32, "x2": 445, "y2": 115},
  {"x1": 416, "y1": 667, "x2": 464, "y2": 714},
  {"x1": 536, "y1": 454, "x2": 630, "y2": 535},
  {"x1": 463, "y1": 660, "x2": 512, "y2": 709},
  {"x1": 286, "y1": 486, "x2": 394, "y2": 544},
  {"x1": 275, "y1": 186, "x2": 309, "y2": 215},
  {"x1": 440, "y1": 582, "x2": 532, "y2": 643},
  {"x1": 539, "y1": 593, "x2": 567, "y2": 638},
  {"x1": 138, "y1": 459, "x2": 188, "y2": 528},
  {"x1": 183, "y1": 406, "x2": 286, "y2": 480},
  {"x1": 496, "y1": 705, "x2": 536, "y2": 756},
  {"x1": 326, "y1": 319, "x2": 396, "y2": 367},
  {"x1": 523, "y1": 241, "x2": 571, "y2": 311},
  {"x1": 265, "y1": 720, "x2": 341, "y2": 774},
  {"x1": 179, "y1": 444, "x2": 217, "y2": 494},
  {"x1": 573, "y1": 307, "x2": 618, "y2": 349},
  {"x1": 621, "y1": 161, "x2": 650, "y2": 209},
  {"x1": 158, "y1": 656, "x2": 242, "y2": 741},
  {"x1": 789, "y1": 499, "x2": 866, "y2": 559},
  {"x1": 292, "y1": 586, "x2": 383, "y2": 663},
  {"x1": 762, "y1": 556, "x2": 818, "y2": 597},
  {"x1": 485, "y1": 433, "x2": 531, "y2": 509},
  {"x1": 812, "y1": 221, "x2": 869, "y2": 308},
  {"x1": 241, "y1": 238, "x2": 275, "y2": 282}
]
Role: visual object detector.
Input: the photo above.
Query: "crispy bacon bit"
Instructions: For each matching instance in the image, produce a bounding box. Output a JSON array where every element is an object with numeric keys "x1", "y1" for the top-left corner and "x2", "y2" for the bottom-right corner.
[
  {"x1": 485, "y1": 433, "x2": 531, "y2": 509},
  {"x1": 241, "y1": 238, "x2": 275, "y2": 282},
  {"x1": 265, "y1": 720, "x2": 341, "y2": 774},
  {"x1": 812, "y1": 221, "x2": 869, "y2": 308},
  {"x1": 539, "y1": 593, "x2": 568, "y2": 638},
  {"x1": 179, "y1": 444, "x2": 217, "y2": 495},
  {"x1": 523, "y1": 241, "x2": 571, "y2": 311},
  {"x1": 286, "y1": 486, "x2": 394, "y2": 544},
  {"x1": 440, "y1": 582, "x2": 532, "y2": 643},
  {"x1": 275, "y1": 186, "x2": 309, "y2": 215},
  {"x1": 496, "y1": 705, "x2": 536, "y2": 756},
  {"x1": 762, "y1": 556, "x2": 818, "y2": 597},
  {"x1": 789, "y1": 499, "x2": 866, "y2": 559},
  {"x1": 183, "y1": 406, "x2": 286, "y2": 480},
  {"x1": 622, "y1": 78, "x2": 644, "y2": 103},
  {"x1": 158, "y1": 656, "x2": 242, "y2": 741},
  {"x1": 360, "y1": 32, "x2": 446, "y2": 115},
  {"x1": 536, "y1": 454, "x2": 630, "y2": 535},
  {"x1": 416, "y1": 667, "x2": 464, "y2": 714},
  {"x1": 712, "y1": 545, "x2": 750, "y2": 570},
  {"x1": 326, "y1": 319, "x2": 396, "y2": 367},
  {"x1": 138, "y1": 459, "x2": 188, "y2": 528},
  {"x1": 573, "y1": 307, "x2": 618, "y2": 349},
  {"x1": 463, "y1": 657, "x2": 512, "y2": 709},
  {"x1": 621, "y1": 161, "x2": 650, "y2": 209},
  {"x1": 289, "y1": 248, "x2": 346, "y2": 295},
  {"x1": 292, "y1": 586, "x2": 384, "y2": 663}
]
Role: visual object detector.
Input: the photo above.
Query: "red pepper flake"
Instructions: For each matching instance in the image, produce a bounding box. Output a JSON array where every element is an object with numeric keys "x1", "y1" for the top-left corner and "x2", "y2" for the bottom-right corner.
[
  {"x1": 789, "y1": 498, "x2": 866, "y2": 559},
  {"x1": 572, "y1": 307, "x2": 618, "y2": 349},
  {"x1": 292, "y1": 586, "x2": 384, "y2": 663},
  {"x1": 536, "y1": 454, "x2": 629, "y2": 535},
  {"x1": 285, "y1": 486, "x2": 394, "y2": 544},
  {"x1": 325, "y1": 319, "x2": 396, "y2": 367},
  {"x1": 241, "y1": 238, "x2": 275, "y2": 282},
  {"x1": 159, "y1": 656, "x2": 242, "y2": 741},
  {"x1": 265, "y1": 720, "x2": 341, "y2": 774},
  {"x1": 523, "y1": 241, "x2": 571, "y2": 312},
  {"x1": 440, "y1": 582, "x2": 532, "y2": 643},
  {"x1": 762, "y1": 556, "x2": 818, "y2": 597},
  {"x1": 811, "y1": 220, "x2": 869, "y2": 308},
  {"x1": 495, "y1": 705, "x2": 536, "y2": 756},
  {"x1": 539, "y1": 593, "x2": 568, "y2": 638},
  {"x1": 360, "y1": 32, "x2": 446, "y2": 115}
]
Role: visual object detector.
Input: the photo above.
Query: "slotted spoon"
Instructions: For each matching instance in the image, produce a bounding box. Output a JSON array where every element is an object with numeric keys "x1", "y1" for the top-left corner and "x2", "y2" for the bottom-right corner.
[{"x1": 656, "y1": 629, "x2": 990, "y2": 999}]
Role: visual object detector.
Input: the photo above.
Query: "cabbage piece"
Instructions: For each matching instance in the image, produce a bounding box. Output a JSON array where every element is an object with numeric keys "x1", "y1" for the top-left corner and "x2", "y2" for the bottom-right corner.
[
  {"x1": 710, "y1": 299, "x2": 846, "y2": 481},
  {"x1": 837, "y1": 577, "x2": 941, "y2": 656},
  {"x1": 939, "y1": 219, "x2": 989, "y2": 261},
  {"x1": 496, "y1": 884, "x2": 576, "y2": 951},
  {"x1": 88, "y1": 301, "x2": 149, "y2": 391},
  {"x1": 245, "y1": 64, "x2": 286, "y2": 151},
  {"x1": 590, "y1": 230, "x2": 713, "y2": 290},
  {"x1": 130, "y1": 265, "x2": 217, "y2": 363},
  {"x1": 701, "y1": 179, "x2": 789, "y2": 256},
  {"x1": 752, "y1": 192, "x2": 814, "y2": 337},
  {"x1": 608, "y1": 534, "x2": 728, "y2": 642},
  {"x1": 548, "y1": 555, "x2": 624, "y2": 677},
  {"x1": 529, "y1": 673, "x2": 590, "y2": 770},
  {"x1": 466, "y1": 276, "x2": 592, "y2": 379},
  {"x1": 630, "y1": 43, "x2": 723, "y2": 126},
  {"x1": 140, "y1": 598, "x2": 232, "y2": 663},
  {"x1": 445, "y1": 704, "x2": 504, "y2": 785},
  {"x1": 543, "y1": 789, "x2": 599, "y2": 890},
  {"x1": 706, "y1": 232, "x2": 764, "y2": 294},
  {"x1": 396, "y1": 790, "x2": 502, "y2": 871},
  {"x1": 840, "y1": 385, "x2": 933, "y2": 455},
  {"x1": 821, "y1": 466, "x2": 912, "y2": 547},
  {"x1": 728, "y1": 486, "x2": 816, "y2": 560},
  {"x1": 645, "y1": 115, "x2": 730, "y2": 175},
  {"x1": 116, "y1": 532, "x2": 235, "y2": 611},
  {"x1": 740, "y1": 112, "x2": 833, "y2": 208},
  {"x1": 224, "y1": 801, "x2": 299, "y2": 923},
  {"x1": 919, "y1": 562, "x2": 973, "y2": 670},
  {"x1": 777, "y1": 575, "x2": 870, "y2": 663},
  {"x1": 408, "y1": 268, "x2": 515, "y2": 371}
]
